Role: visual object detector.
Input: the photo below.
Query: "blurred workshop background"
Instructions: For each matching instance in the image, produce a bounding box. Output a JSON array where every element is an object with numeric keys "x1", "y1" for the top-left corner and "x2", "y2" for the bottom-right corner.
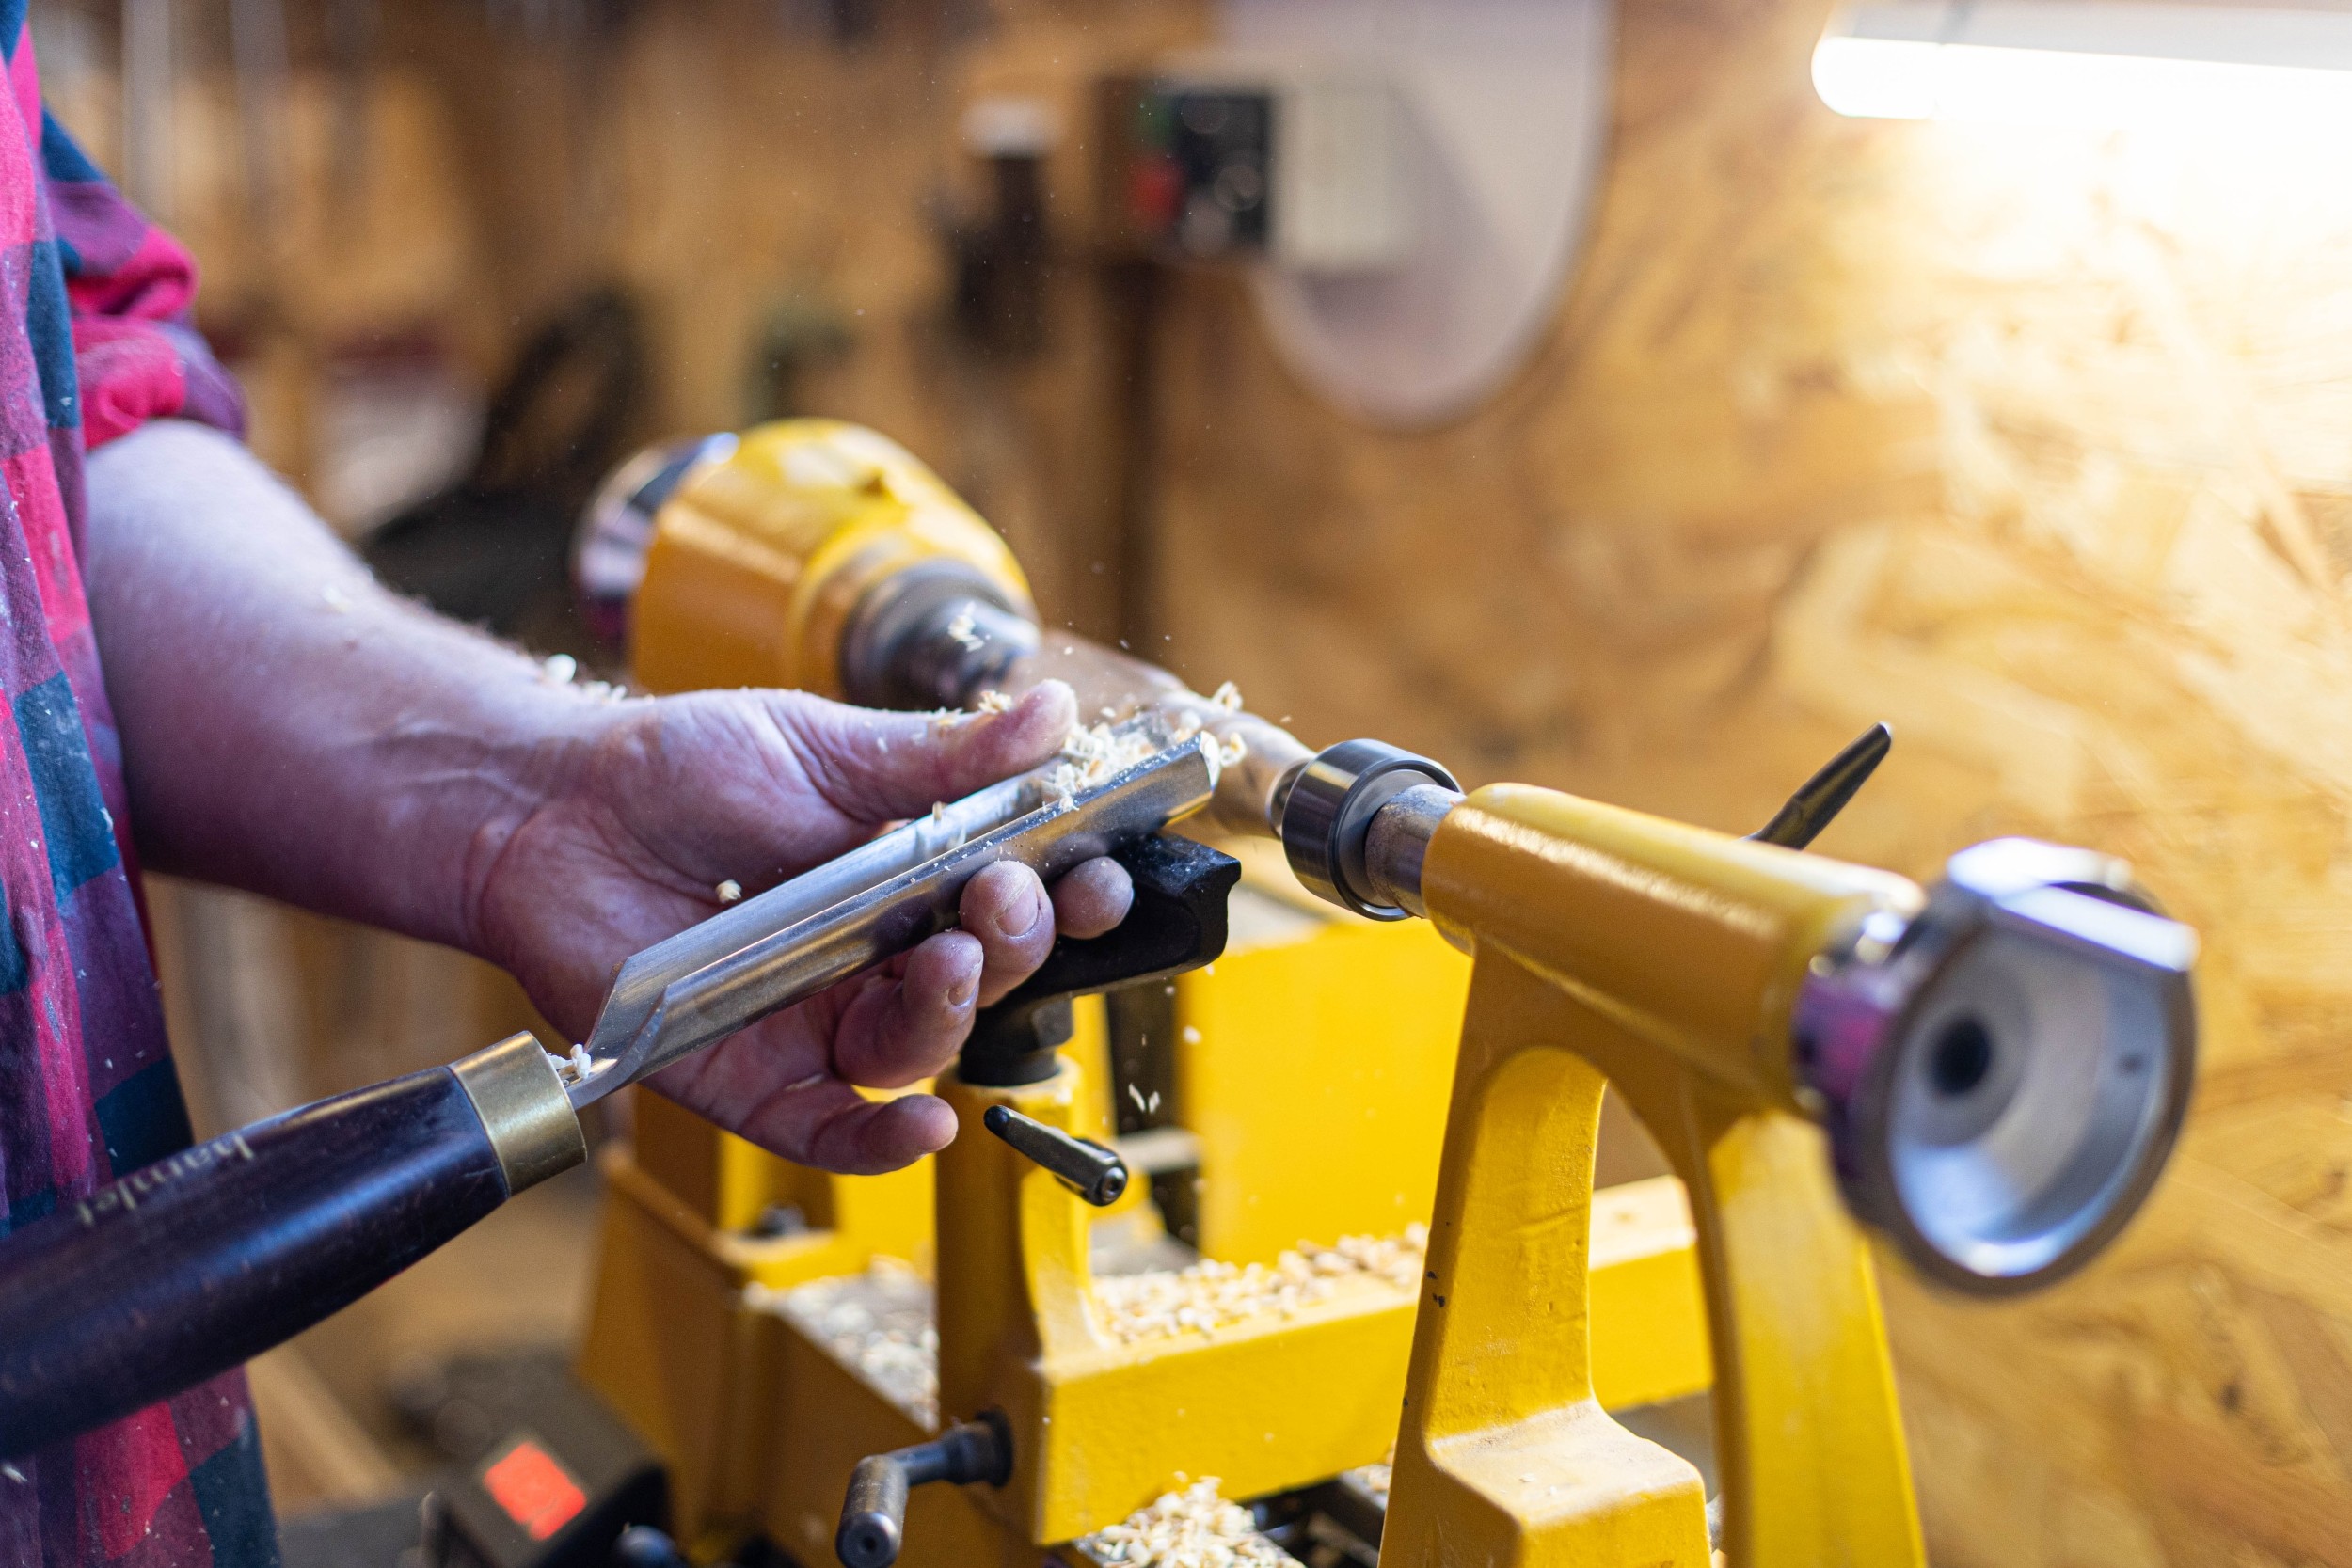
[{"x1": 51, "y1": 0, "x2": 2352, "y2": 1562}]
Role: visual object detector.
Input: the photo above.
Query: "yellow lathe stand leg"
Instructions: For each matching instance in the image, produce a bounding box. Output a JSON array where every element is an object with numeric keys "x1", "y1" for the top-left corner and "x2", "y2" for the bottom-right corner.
[{"x1": 1382, "y1": 783, "x2": 1929, "y2": 1568}]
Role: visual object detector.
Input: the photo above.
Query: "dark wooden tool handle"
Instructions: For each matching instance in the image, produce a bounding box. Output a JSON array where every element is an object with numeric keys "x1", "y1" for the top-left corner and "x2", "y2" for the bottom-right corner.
[{"x1": 0, "y1": 1066, "x2": 512, "y2": 1457}]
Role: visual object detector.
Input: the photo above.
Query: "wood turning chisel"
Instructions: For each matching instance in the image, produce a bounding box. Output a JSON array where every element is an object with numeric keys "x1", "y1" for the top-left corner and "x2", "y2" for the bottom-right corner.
[{"x1": 0, "y1": 724, "x2": 1219, "y2": 1458}]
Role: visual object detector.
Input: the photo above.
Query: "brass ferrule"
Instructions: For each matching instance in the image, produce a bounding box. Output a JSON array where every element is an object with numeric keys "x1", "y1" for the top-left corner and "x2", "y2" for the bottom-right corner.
[{"x1": 452, "y1": 1034, "x2": 589, "y2": 1196}]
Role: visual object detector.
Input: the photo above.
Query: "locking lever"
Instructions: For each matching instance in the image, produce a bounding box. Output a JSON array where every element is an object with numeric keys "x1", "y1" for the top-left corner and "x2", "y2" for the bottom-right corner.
[
  {"x1": 1748, "y1": 723, "x2": 1893, "y2": 850},
  {"x1": 835, "y1": 1413, "x2": 1013, "y2": 1568},
  {"x1": 982, "y1": 1104, "x2": 1129, "y2": 1206}
]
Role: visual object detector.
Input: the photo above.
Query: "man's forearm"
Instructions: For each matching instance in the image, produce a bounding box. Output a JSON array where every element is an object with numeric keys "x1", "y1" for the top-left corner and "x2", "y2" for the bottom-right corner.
[{"x1": 81, "y1": 420, "x2": 599, "y2": 951}]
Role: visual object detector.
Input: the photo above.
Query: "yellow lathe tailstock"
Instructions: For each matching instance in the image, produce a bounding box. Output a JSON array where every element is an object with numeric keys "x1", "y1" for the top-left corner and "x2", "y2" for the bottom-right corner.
[
  {"x1": 1396, "y1": 789, "x2": 1924, "y2": 1567},
  {"x1": 1273, "y1": 746, "x2": 2196, "y2": 1567}
]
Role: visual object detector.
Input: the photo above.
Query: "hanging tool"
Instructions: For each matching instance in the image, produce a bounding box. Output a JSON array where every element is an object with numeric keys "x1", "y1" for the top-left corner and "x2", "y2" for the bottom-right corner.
[{"x1": 0, "y1": 728, "x2": 1220, "y2": 1459}]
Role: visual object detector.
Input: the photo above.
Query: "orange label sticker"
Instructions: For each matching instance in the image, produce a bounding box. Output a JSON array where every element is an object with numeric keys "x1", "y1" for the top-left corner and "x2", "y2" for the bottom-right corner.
[{"x1": 481, "y1": 1436, "x2": 587, "y2": 1542}]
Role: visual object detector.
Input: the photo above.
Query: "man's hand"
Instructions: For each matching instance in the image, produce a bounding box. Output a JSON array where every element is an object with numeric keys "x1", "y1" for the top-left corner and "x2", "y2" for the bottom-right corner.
[
  {"x1": 468, "y1": 682, "x2": 1131, "y2": 1172},
  {"x1": 81, "y1": 420, "x2": 1133, "y2": 1175}
]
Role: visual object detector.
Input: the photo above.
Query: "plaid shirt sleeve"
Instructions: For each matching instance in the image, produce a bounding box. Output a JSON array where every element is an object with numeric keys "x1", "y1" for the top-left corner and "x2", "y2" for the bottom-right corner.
[
  {"x1": 37, "y1": 113, "x2": 244, "y2": 452},
  {"x1": 0, "y1": 7, "x2": 278, "y2": 1567}
]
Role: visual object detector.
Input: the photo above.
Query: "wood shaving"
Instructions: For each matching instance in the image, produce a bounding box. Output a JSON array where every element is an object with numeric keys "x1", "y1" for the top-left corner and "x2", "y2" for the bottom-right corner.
[
  {"x1": 548, "y1": 1043, "x2": 612, "y2": 1086},
  {"x1": 1046, "y1": 721, "x2": 1169, "y2": 800},
  {"x1": 946, "y1": 607, "x2": 983, "y2": 650},
  {"x1": 976, "y1": 689, "x2": 1016, "y2": 713},
  {"x1": 1091, "y1": 1225, "x2": 1427, "y2": 1345},
  {"x1": 716, "y1": 879, "x2": 742, "y2": 904},
  {"x1": 761, "y1": 1259, "x2": 939, "y2": 1425},
  {"x1": 1082, "y1": 1476, "x2": 1296, "y2": 1567}
]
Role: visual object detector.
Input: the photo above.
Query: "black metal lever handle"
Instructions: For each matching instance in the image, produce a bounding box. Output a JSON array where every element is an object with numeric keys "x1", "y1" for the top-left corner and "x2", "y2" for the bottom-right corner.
[
  {"x1": 1749, "y1": 723, "x2": 1893, "y2": 850},
  {"x1": 981, "y1": 1104, "x2": 1129, "y2": 1206},
  {"x1": 835, "y1": 1413, "x2": 1013, "y2": 1568}
]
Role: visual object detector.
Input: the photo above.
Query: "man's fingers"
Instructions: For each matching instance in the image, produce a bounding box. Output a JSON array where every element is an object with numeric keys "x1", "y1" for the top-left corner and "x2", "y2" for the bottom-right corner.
[
  {"x1": 733, "y1": 1077, "x2": 959, "y2": 1175},
  {"x1": 1051, "y1": 857, "x2": 1133, "y2": 939},
  {"x1": 772, "y1": 681, "x2": 1077, "y2": 824},
  {"x1": 834, "y1": 931, "x2": 983, "y2": 1087},
  {"x1": 960, "y1": 862, "x2": 1057, "y2": 1006},
  {"x1": 832, "y1": 930, "x2": 984, "y2": 1087}
]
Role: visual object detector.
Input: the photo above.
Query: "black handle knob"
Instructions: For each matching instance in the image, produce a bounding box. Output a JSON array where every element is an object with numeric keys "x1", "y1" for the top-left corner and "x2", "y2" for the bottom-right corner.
[
  {"x1": 835, "y1": 1414, "x2": 1012, "y2": 1568},
  {"x1": 981, "y1": 1104, "x2": 1129, "y2": 1206}
]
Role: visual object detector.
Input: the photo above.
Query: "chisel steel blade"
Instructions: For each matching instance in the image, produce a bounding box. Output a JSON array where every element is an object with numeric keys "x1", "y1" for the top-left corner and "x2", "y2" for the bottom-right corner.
[{"x1": 564, "y1": 736, "x2": 1217, "y2": 1107}]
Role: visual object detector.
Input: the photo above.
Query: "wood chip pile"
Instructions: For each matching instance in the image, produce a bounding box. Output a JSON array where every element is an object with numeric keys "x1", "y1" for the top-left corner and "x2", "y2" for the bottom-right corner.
[
  {"x1": 1092, "y1": 1225, "x2": 1428, "y2": 1344},
  {"x1": 1081, "y1": 1476, "x2": 1297, "y2": 1567},
  {"x1": 757, "y1": 1259, "x2": 938, "y2": 1425}
]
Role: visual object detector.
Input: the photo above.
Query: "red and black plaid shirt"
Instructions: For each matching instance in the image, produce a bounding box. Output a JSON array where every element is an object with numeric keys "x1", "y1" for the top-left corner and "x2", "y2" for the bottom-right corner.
[{"x1": 0, "y1": 4, "x2": 271, "y2": 1565}]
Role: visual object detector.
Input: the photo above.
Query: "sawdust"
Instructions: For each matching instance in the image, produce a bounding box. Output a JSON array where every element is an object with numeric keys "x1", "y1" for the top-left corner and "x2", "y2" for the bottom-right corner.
[
  {"x1": 976, "y1": 689, "x2": 1017, "y2": 713},
  {"x1": 760, "y1": 1258, "x2": 939, "y2": 1425},
  {"x1": 1081, "y1": 1476, "x2": 1296, "y2": 1567},
  {"x1": 753, "y1": 1224, "x2": 1424, "y2": 1430},
  {"x1": 1090, "y1": 1225, "x2": 1428, "y2": 1345}
]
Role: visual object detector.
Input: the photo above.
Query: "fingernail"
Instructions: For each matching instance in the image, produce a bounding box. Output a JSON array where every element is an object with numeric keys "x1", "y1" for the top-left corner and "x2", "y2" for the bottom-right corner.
[
  {"x1": 947, "y1": 973, "x2": 977, "y2": 1008},
  {"x1": 994, "y1": 881, "x2": 1045, "y2": 941}
]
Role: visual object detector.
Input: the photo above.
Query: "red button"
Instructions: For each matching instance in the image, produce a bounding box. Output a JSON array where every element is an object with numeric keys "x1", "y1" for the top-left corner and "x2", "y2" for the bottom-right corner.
[{"x1": 482, "y1": 1437, "x2": 588, "y2": 1542}]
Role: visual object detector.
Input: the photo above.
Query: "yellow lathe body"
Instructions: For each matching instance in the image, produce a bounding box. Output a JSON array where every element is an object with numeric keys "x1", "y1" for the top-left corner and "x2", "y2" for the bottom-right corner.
[
  {"x1": 555, "y1": 420, "x2": 2205, "y2": 1568},
  {"x1": 626, "y1": 420, "x2": 1031, "y2": 700},
  {"x1": 575, "y1": 420, "x2": 1718, "y2": 1561}
]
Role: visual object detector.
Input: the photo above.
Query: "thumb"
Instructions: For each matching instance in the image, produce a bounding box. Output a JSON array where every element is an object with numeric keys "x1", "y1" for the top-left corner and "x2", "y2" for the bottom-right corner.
[{"x1": 771, "y1": 681, "x2": 1079, "y2": 823}]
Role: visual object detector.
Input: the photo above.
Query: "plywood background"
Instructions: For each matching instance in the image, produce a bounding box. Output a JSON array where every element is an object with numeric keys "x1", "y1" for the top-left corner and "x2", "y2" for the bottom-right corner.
[
  {"x1": 82, "y1": 0, "x2": 2352, "y2": 1556},
  {"x1": 1142, "y1": 5, "x2": 2352, "y2": 1563}
]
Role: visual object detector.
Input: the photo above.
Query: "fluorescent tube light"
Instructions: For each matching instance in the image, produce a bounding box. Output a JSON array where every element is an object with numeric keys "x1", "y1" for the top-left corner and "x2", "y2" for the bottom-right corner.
[{"x1": 1814, "y1": 0, "x2": 2352, "y2": 128}]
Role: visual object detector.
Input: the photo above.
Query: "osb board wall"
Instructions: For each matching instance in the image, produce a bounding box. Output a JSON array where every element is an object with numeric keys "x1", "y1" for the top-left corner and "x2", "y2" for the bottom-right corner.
[{"x1": 1149, "y1": 2, "x2": 2352, "y2": 1563}]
